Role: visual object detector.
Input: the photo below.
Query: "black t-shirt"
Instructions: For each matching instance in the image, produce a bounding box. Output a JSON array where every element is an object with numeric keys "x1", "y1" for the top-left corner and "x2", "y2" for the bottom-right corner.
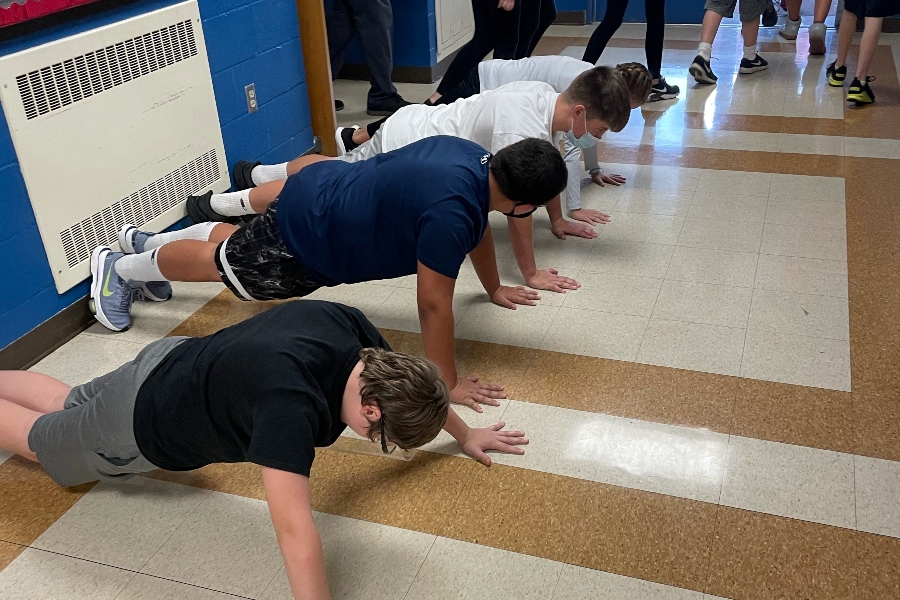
[{"x1": 133, "y1": 301, "x2": 390, "y2": 477}]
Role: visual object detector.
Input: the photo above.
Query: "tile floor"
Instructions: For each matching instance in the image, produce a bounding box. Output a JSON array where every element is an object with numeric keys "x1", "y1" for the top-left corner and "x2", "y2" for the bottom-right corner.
[{"x1": 3, "y1": 17, "x2": 900, "y2": 600}]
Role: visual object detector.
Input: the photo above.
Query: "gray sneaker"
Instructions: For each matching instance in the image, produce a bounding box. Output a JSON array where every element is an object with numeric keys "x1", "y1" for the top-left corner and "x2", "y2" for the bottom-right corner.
[
  {"x1": 119, "y1": 224, "x2": 172, "y2": 302},
  {"x1": 780, "y1": 17, "x2": 801, "y2": 40},
  {"x1": 89, "y1": 247, "x2": 136, "y2": 332},
  {"x1": 808, "y1": 22, "x2": 826, "y2": 55}
]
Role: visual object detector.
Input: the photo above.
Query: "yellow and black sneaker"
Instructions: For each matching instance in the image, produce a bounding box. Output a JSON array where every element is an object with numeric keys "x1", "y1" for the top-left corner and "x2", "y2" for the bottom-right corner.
[
  {"x1": 847, "y1": 76, "x2": 876, "y2": 106},
  {"x1": 826, "y1": 62, "x2": 846, "y2": 87}
]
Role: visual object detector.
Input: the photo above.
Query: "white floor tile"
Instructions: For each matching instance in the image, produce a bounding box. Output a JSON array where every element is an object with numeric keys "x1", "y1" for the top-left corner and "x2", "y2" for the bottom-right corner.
[
  {"x1": 652, "y1": 280, "x2": 753, "y2": 328},
  {"x1": 367, "y1": 287, "x2": 482, "y2": 333},
  {"x1": 613, "y1": 187, "x2": 694, "y2": 216},
  {"x1": 140, "y1": 491, "x2": 283, "y2": 598},
  {"x1": 754, "y1": 254, "x2": 848, "y2": 297},
  {"x1": 769, "y1": 173, "x2": 845, "y2": 202},
  {"x1": 854, "y1": 456, "x2": 900, "y2": 538},
  {"x1": 0, "y1": 450, "x2": 12, "y2": 466},
  {"x1": 591, "y1": 419, "x2": 729, "y2": 504},
  {"x1": 677, "y1": 218, "x2": 764, "y2": 254},
  {"x1": 417, "y1": 400, "x2": 512, "y2": 458},
  {"x1": 775, "y1": 133, "x2": 844, "y2": 156},
  {"x1": 29, "y1": 333, "x2": 148, "y2": 386},
  {"x1": 764, "y1": 198, "x2": 847, "y2": 230},
  {"x1": 454, "y1": 302, "x2": 560, "y2": 349},
  {"x1": 760, "y1": 223, "x2": 847, "y2": 261},
  {"x1": 695, "y1": 170, "x2": 772, "y2": 197},
  {"x1": 521, "y1": 225, "x2": 596, "y2": 272},
  {"x1": 404, "y1": 538, "x2": 562, "y2": 600},
  {"x1": 33, "y1": 478, "x2": 210, "y2": 572},
  {"x1": 687, "y1": 193, "x2": 768, "y2": 223},
  {"x1": 579, "y1": 181, "x2": 626, "y2": 212},
  {"x1": 562, "y1": 271, "x2": 663, "y2": 317},
  {"x1": 0, "y1": 548, "x2": 134, "y2": 600},
  {"x1": 720, "y1": 436, "x2": 856, "y2": 528},
  {"x1": 603, "y1": 212, "x2": 686, "y2": 245},
  {"x1": 552, "y1": 563, "x2": 704, "y2": 599},
  {"x1": 844, "y1": 136, "x2": 900, "y2": 159},
  {"x1": 629, "y1": 165, "x2": 702, "y2": 191},
  {"x1": 307, "y1": 282, "x2": 395, "y2": 319},
  {"x1": 747, "y1": 289, "x2": 849, "y2": 340},
  {"x1": 583, "y1": 239, "x2": 675, "y2": 278},
  {"x1": 741, "y1": 329, "x2": 851, "y2": 391},
  {"x1": 540, "y1": 307, "x2": 649, "y2": 361},
  {"x1": 117, "y1": 575, "x2": 237, "y2": 600},
  {"x1": 637, "y1": 319, "x2": 746, "y2": 377},
  {"x1": 665, "y1": 246, "x2": 758, "y2": 288},
  {"x1": 260, "y1": 514, "x2": 435, "y2": 600}
]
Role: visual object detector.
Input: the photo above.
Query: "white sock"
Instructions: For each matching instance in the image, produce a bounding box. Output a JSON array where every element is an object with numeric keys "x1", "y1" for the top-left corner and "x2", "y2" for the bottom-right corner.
[
  {"x1": 250, "y1": 163, "x2": 288, "y2": 186},
  {"x1": 115, "y1": 249, "x2": 166, "y2": 283},
  {"x1": 142, "y1": 222, "x2": 217, "y2": 252},
  {"x1": 209, "y1": 190, "x2": 253, "y2": 216},
  {"x1": 743, "y1": 45, "x2": 757, "y2": 61},
  {"x1": 698, "y1": 42, "x2": 712, "y2": 62},
  {"x1": 788, "y1": 17, "x2": 801, "y2": 25}
]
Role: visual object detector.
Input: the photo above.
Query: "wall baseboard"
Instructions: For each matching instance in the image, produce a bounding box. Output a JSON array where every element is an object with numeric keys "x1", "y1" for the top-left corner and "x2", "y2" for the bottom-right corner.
[
  {"x1": 337, "y1": 47, "x2": 462, "y2": 84},
  {"x1": 554, "y1": 10, "x2": 587, "y2": 25},
  {"x1": 0, "y1": 298, "x2": 94, "y2": 370}
]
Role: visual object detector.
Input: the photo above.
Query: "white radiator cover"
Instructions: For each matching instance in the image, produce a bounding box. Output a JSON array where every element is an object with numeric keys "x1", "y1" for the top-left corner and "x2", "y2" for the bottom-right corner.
[{"x1": 0, "y1": 0, "x2": 229, "y2": 293}]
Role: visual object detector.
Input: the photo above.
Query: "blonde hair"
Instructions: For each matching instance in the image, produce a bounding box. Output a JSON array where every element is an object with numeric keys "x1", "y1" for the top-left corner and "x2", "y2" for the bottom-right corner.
[
  {"x1": 359, "y1": 348, "x2": 449, "y2": 449},
  {"x1": 615, "y1": 62, "x2": 653, "y2": 105}
]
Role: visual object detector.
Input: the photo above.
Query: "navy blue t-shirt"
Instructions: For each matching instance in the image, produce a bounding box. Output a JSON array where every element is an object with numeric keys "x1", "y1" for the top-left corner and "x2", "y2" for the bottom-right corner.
[{"x1": 275, "y1": 136, "x2": 492, "y2": 286}]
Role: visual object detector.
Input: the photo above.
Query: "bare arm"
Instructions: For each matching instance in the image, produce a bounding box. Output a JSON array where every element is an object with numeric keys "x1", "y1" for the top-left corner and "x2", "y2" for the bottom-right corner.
[
  {"x1": 261, "y1": 467, "x2": 330, "y2": 600},
  {"x1": 504, "y1": 205, "x2": 581, "y2": 293},
  {"x1": 416, "y1": 261, "x2": 459, "y2": 391},
  {"x1": 469, "y1": 225, "x2": 549, "y2": 304}
]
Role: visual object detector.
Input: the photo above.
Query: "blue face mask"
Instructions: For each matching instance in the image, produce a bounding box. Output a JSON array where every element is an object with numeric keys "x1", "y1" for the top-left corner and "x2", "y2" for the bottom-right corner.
[{"x1": 565, "y1": 111, "x2": 601, "y2": 149}]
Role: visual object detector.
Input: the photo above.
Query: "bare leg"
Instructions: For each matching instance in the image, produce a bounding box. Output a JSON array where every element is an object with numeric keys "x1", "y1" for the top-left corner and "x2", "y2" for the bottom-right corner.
[
  {"x1": 813, "y1": 0, "x2": 832, "y2": 22},
  {"x1": 285, "y1": 154, "x2": 335, "y2": 177},
  {"x1": 835, "y1": 11, "x2": 857, "y2": 66},
  {"x1": 856, "y1": 17, "x2": 883, "y2": 78},
  {"x1": 248, "y1": 181, "x2": 287, "y2": 213},
  {"x1": 0, "y1": 398, "x2": 40, "y2": 461},
  {"x1": 742, "y1": 18, "x2": 761, "y2": 48},
  {"x1": 701, "y1": 10, "x2": 724, "y2": 44},
  {"x1": 351, "y1": 129, "x2": 372, "y2": 145},
  {"x1": 157, "y1": 240, "x2": 223, "y2": 282},
  {"x1": 784, "y1": 0, "x2": 801, "y2": 21},
  {"x1": 0, "y1": 371, "x2": 71, "y2": 414},
  {"x1": 208, "y1": 223, "x2": 239, "y2": 244}
]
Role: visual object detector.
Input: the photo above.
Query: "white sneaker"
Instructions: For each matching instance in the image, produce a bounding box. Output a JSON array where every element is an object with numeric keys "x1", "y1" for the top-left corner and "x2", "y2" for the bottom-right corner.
[
  {"x1": 780, "y1": 17, "x2": 801, "y2": 40},
  {"x1": 334, "y1": 125, "x2": 359, "y2": 155},
  {"x1": 809, "y1": 22, "x2": 826, "y2": 55}
]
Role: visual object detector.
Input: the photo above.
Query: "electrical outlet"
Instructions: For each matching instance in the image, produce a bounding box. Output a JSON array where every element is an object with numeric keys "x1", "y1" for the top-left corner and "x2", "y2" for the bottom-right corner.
[{"x1": 245, "y1": 83, "x2": 258, "y2": 114}]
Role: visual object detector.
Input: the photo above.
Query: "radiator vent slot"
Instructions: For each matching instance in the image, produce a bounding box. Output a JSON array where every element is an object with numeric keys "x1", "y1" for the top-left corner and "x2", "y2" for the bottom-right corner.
[
  {"x1": 58, "y1": 149, "x2": 218, "y2": 268},
  {"x1": 15, "y1": 19, "x2": 197, "y2": 120}
]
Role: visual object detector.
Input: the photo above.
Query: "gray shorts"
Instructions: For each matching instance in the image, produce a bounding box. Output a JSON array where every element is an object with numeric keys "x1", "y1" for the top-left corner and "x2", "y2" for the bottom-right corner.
[
  {"x1": 27, "y1": 336, "x2": 187, "y2": 487},
  {"x1": 705, "y1": 0, "x2": 767, "y2": 22}
]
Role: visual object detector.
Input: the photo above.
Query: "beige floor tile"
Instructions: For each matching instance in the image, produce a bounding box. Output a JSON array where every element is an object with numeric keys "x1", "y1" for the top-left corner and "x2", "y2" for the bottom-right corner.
[
  {"x1": 404, "y1": 538, "x2": 563, "y2": 600},
  {"x1": 652, "y1": 280, "x2": 753, "y2": 328},
  {"x1": 665, "y1": 246, "x2": 758, "y2": 288},
  {"x1": 603, "y1": 212, "x2": 686, "y2": 245},
  {"x1": 677, "y1": 218, "x2": 764, "y2": 254},
  {"x1": 695, "y1": 170, "x2": 772, "y2": 197},
  {"x1": 769, "y1": 173, "x2": 845, "y2": 202},
  {"x1": 260, "y1": 514, "x2": 435, "y2": 600},
  {"x1": 307, "y1": 282, "x2": 395, "y2": 318},
  {"x1": 764, "y1": 198, "x2": 847, "y2": 229},
  {"x1": 687, "y1": 192, "x2": 768, "y2": 223},
  {"x1": 540, "y1": 307, "x2": 649, "y2": 361},
  {"x1": 720, "y1": 436, "x2": 856, "y2": 528},
  {"x1": 637, "y1": 319, "x2": 746, "y2": 376},
  {"x1": 583, "y1": 239, "x2": 675, "y2": 278},
  {"x1": 760, "y1": 223, "x2": 847, "y2": 260},
  {"x1": 33, "y1": 478, "x2": 210, "y2": 572},
  {"x1": 454, "y1": 302, "x2": 560, "y2": 349},
  {"x1": 747, "y1": 288, "x2": 849, "y2": 340},
  {"x1": 754, "y1": 254, "x2": 848, "y2": 297},
  {"x1": 140, "y1": 491, "x2": 283, "y2": 598},
  {"x1": 740, "y1": 329, "x2": 851, "y2": 391},
  {"x1": 29, "y1": 333, "x2": 148, "y2": 386},
  {"x1": 613, "y1": 188, "x2": 694, "y2": 216},
  {"x1": 117, "y1": 575, "x2": 237, "y2": 600},
  {"x1": 854, "y1": 456, "x2": 900, "y2": 538},
  {"x1": 552, "y1": 564, "x2": 705, "y2": 599},
  {"x1": 629, "y1": 165, "x2": 702, "y2": 191},
  {"x1": 562, "y1": 271, "x2": 663, "y2": 317},
  {"x1": 0, "y1": 548, "x2": 134, "y2": 600}
]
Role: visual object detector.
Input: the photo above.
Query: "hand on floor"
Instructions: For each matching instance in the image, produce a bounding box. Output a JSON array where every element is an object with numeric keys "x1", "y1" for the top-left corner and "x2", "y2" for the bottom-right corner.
[
  {"x1": 592, "y1": 172, "x2": 626, "y2": 187},
  {"x1": 525, "y1": 268, "x2": 580, "y2": 293},
  {"x1": 570, "y1": 208, "x2": 612, "y2": 226},
  {"x1": 552, "y1": 218, "x2": 598, "y2": 240},
  {"x1": 491, "y1": 285, "x2": 540, "y2": 309},
  {"x1": 461, "y1": 422, "x2": 528, "y2": 466},
  {"x1": 451, "y1": 376, "x2": 506, "y2": 412}
]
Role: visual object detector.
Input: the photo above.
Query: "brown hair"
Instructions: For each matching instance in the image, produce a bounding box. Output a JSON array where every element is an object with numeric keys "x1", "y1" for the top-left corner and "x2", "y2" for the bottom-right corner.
[
  {"x1": 561, "y1": 65, "x2": 631, "y2": 132},
  {"x1": 616, "y1": 62, "x2": 652, "y2": 105},
  {"x1": 358, "y1": 348, "x2": 449, "y2": 450}
]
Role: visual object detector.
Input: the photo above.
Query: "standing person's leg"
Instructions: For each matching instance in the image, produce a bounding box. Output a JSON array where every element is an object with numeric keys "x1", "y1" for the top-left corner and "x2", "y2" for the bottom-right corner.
[
  {"x1": 525, "y1": 0, "x2": 557, "y2": 56},
  {"x1": 738, "y1": 4, "x2": 768, "y2": 73},
  {"x1": 582, "y1": 0, "x2": 629, "y2": 64},
  {"x1": 326, "y1": 0, "x2": 356, "y2": 79},
  {"x1": 348, "y1": 0, "x2": 407, "y2": 114},
  {"x1": 808, "y1": 0, "x2": 834, "y2": 55},
  {"x1": 827, "y1": 9, "x2": 856, "y2": 85},
  {"x1": 491, "y1": 0, "x2": 523, "y2": 59},
  {"x1": 645, "y1": 0, "x2": 680, "y2": 100},
  {"x1": 516, "y1": 0, "x2": 541, "y2": 59},
  {"x1": 847, "y1": 15, "x2": 884, "y2": 104},
  {"x1": 689, "y1": 5, "x2": 727, "y2": 84},
  {"x1": 780, "y1": 0, "x2": 802, "y2": 39},
  {"x1": 429, "y1": 0, "x2": 495, "y2": 103}
]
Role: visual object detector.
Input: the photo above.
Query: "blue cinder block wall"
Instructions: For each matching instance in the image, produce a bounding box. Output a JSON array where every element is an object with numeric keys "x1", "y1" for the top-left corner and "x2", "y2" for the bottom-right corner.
[{"x1": 0, "y1": 0, "x2": 313, "y2": 351}]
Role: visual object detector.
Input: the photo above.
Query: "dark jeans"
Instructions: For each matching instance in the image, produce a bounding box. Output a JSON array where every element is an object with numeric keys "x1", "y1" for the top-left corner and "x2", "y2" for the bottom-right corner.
[
  {"x1": 437, "y1": 0, "x2": 521, "y2": 95},
  {"x1": 516, "y1": 0, "x2": 557, "y2": 57},
  {"x1": 436, "y1": 68, "x2": 481, "y2": 104},
  {"x1": 582, "y1": 0, "x2": 666, "y2": 78},
  {"x1": 327, "y1": 0, "x2": 398, "y2": 104}
]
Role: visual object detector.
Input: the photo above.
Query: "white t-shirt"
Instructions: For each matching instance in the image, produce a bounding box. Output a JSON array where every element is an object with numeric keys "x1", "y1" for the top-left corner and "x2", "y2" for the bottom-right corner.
[
  {"x1": 381, "y1": 81, "x2": 560, "y2": 155},
  {"x1": 478, "y1": 56, "x2": 594, "y2": 94}
]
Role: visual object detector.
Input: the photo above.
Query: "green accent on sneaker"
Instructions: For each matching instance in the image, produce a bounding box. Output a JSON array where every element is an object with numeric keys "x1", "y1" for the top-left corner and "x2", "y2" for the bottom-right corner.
[{"x1": 102, "y1": 263, "x2": 115, "y2": 297}]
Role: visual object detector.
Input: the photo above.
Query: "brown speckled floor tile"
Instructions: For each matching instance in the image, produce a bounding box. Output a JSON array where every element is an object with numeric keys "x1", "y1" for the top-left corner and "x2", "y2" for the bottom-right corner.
[
  {"x1": 0, "y1": 541, "x2": 24, "y2": 572},
  {"x1": 0, "y1": 456, "x2": 94, "y2": 546},
  {"x1": 145, "y1": 462, "x2": 266, "y2": 500},
  {"x1": 706, "y1": 506, "x2": 858, "y2": 600},
  {"x1": 856, "y1": 532, "x2": 900, "y2": 600}
]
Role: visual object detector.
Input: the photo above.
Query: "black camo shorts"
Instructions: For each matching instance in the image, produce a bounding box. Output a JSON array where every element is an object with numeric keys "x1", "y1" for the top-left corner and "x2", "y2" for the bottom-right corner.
[{"x1": 213, "y1": 199, "x2": 322, "y2": 301}]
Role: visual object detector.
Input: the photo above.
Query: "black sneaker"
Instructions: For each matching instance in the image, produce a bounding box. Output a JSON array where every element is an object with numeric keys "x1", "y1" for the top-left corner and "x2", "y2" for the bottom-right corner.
[
  {"x1": 335, "y1": 126, "x2": 360, "y2": 155},
  {"x1": 739, "y1": 53, "x2": 769, "y2": 74},
  {"x1": 232, "y1": 160, "x2": 260, "y2": 191},
  {"x1": 648, "y1": 77, "x2": 680, "y2": 101},
  {"x1": 762, "y1": 2, "x2": 778, "y2": 26},
  {"x1": 335, "y1": 99, "x2": 344, "y2": 111},
  {"x1": 847, "y1": 76, "x2": 876, "y2": 105},
  {"x1": 826, "y1": 62, "x2": 847, "y2": 87},
  {"x1": 186, "y1": 191, "x2": 229, "y2": 224},
  {"x1": 366, "y1": 94, "x2": 411, "y2": 116},
  {"x1": 689, "y1": 55, "x2": 718, "y2": 84}
]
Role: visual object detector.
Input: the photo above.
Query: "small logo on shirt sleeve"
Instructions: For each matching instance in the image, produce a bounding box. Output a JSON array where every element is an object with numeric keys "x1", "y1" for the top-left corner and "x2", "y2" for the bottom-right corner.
[{"x1": 480, "y1": 154, "x2": 490, "y2": 165}]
